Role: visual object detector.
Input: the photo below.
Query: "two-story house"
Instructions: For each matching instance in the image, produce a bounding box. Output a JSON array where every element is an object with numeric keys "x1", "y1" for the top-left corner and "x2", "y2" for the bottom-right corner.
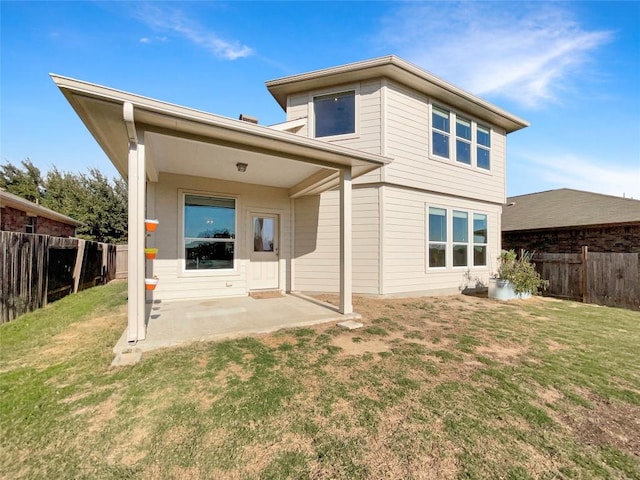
[{"x1": 53, "y1": 56, "x2": 527, "y2": 343}]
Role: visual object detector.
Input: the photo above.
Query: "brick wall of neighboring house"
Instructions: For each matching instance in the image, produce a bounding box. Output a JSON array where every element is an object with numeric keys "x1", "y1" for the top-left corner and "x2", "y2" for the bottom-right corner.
[
  {"x1": 35, "y1": 216, "x2": 77, "y2": 237},
  {"x1": 502, "y1": 223, "x2": 640, "y2": 254},
  {"x1": 1, "y1": 205, "x2": 76, "y2": 237}
]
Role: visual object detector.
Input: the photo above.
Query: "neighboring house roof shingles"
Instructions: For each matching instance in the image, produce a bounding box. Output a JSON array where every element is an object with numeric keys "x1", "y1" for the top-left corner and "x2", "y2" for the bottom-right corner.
[
  {"x1": 0, "y1": 190, "x2": 84, "y2": 226},
  {"x1": 503, "y1": 188, "x2": 640, "y2": 232}
]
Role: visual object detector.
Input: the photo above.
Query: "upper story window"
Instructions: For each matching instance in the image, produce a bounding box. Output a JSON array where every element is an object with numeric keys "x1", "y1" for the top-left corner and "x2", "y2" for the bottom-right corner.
[
  {"x1": 476, "y1": 125, "x2": 491, "y2": 170},
  {"x1": 431, "y1": 105, "x2": 492, "y2": 171},
  {"x1": 314, "y1": 90, "x2": 355, "y2": 138},
  {"x1": 431, "y1": 106, "x2": 450, "y2": 158}
]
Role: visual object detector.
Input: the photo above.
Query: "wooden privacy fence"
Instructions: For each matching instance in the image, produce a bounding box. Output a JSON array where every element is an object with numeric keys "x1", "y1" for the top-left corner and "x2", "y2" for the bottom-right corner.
[
  {"x1": 533, "y1": 247, "x2": 640, "y2": 311},
  {"x1": 115, "y1": 244, "x2": 128, "y2": 279},
  {"x1": 0, "y1": 231, "x2": 118, "y2": 323}
]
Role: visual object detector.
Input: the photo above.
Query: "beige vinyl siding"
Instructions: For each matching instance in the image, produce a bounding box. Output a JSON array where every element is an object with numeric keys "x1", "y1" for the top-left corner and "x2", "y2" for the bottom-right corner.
[
  {"x1": 286, "y1": 81, "x2": 383, "y2": 184},
  {"x1": 384, "y1": 80, "x2": 506, "y2": 204},
  {"x1": 286, "y1": 93, "x2": 309, "y2": 137},
  {"x1": 294, "y1": 186, "x2": 381, "y2": 294},
  {"x1": 147, "y1": 172, "x2": 292, "y2": 302},
  {"x1": 382, "y1": 185, "x2": 501, "y2": 295}
]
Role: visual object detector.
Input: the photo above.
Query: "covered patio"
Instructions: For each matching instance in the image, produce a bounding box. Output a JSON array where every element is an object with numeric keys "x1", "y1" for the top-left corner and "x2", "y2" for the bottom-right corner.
[
  {"x1": 113, "y1": 293, "x2": 348, "y2": 357},
  {"x1": 52, "y1": 74, "x2": 390, "y2": 350}
]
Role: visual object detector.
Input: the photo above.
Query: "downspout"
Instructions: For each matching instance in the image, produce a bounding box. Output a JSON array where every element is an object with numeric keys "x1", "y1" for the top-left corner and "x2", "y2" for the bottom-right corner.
[
  {"x1": 124, "y1": 102, "x2": 137, "y2": 144},
  {"x1": 124, "y1": 102, "x2": 145, "y2": 344}
]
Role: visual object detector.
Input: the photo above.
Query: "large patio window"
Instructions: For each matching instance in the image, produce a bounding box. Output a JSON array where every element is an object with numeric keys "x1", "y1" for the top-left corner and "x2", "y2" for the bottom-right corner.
[{"x1": 184, "y1": 195, "x2": 235, "y2": 270}]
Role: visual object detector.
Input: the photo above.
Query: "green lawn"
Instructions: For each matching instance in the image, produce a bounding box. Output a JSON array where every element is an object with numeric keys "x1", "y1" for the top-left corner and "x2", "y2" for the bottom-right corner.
[{"x1": 1, "y1": 281, "x2": 639, "y2": 479}]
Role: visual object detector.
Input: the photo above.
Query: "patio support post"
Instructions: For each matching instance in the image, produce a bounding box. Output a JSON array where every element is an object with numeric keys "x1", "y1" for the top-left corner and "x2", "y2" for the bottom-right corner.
[
  {"x1": 126, "y1": 127, "x2": 146, "y2": 342},
  {"x1": 339, "y1": 166, "x2": 353, "y2": 315}
]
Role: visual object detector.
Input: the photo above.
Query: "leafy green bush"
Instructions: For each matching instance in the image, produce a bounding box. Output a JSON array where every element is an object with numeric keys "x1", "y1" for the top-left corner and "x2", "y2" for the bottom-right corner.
[{"x1": 496, "y1": 250, "x2": 549, "y2": 295}]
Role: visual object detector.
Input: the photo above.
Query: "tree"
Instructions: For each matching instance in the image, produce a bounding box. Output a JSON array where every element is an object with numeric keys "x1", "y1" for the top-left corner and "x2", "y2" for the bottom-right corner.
[
  {"x1": 1, "y1": 160, "x2": 128, "y2": 243},
  {"x1": 0, "y1": 159, "x2": 44, "y2": 203},
  {"x1": 75, "y1": 168, "x2": 127, "y2": 243}
]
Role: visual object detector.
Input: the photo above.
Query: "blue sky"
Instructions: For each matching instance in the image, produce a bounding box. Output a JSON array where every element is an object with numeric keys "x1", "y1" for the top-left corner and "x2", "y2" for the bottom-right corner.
[{"x1": 1, "y1": 1, "x2": 639, "y2": 198}]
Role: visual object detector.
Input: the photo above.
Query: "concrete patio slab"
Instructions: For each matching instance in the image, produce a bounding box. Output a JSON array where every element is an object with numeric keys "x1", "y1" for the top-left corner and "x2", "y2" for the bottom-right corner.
[{"x1": 113, "y1": 293, "x2": 356, "y2": 355}]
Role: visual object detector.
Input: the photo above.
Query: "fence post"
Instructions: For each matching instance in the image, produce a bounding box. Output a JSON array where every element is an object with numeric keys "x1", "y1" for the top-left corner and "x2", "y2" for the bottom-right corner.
[
  {"x1": 581, "y1": 246, "x2": 589, "y2": 304},
  {"x1": 72, "y1": 239, "x2": 86, "y2": 293}
]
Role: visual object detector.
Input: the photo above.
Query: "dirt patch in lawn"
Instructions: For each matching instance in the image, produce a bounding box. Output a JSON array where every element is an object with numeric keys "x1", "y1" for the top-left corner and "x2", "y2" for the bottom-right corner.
[
  {"x1": 476, "y1": 343, "x2": 527, "y2": 362},
  {"x1": 557, "y1": 395, "x2": 640, "y2": 457},
  {"x1": 331, "y1": 336, "x2": 390, "y2": 355},
  {"x1": 37, "y1": 308, "x2": 126, "y2": 363}
]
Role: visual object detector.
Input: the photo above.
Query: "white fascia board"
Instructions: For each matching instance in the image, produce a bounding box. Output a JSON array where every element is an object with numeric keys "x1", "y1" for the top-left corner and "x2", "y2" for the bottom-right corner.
[
  {"x1": 50, "y1": 74, "x2": 391, "y2": 177},
  {"x1": 266, "y1": 55, "x2": 529, "y2": 133}
]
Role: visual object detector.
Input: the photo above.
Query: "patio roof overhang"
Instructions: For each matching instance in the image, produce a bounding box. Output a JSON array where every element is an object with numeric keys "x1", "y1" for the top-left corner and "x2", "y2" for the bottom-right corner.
[{"x1": 51, "y1": 74, "x2": 391, "y2": 197}]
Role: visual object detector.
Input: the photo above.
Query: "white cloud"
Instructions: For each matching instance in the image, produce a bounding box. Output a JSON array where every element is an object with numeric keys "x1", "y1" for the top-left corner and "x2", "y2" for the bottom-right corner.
[
  {"x1": 378, "y1": 2, "x2": 612, "y2": 108},
  {"x1": 139, "y1": 37, "x2": 151, "y2": 44},
  {"x1": 135, "y1": 4, "x2": 252, "y2": 60},
  {"x1": 520, "y1": 152, "x2": 640, "y2": 198}
]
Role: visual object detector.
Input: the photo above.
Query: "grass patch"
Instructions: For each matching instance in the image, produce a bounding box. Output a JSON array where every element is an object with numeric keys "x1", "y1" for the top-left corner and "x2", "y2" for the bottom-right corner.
[{"x1": 2, "y1": 285, "x2": 639, "y2": 479}]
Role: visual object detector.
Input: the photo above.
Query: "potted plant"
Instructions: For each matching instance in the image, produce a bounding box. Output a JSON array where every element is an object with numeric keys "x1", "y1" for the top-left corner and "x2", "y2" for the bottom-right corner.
[
  {"x1": 489, "y1": 250, "x2": 548, "y2": 300},
  {"x1": 144, "y1": 277, "x2": 159, "y2": 291}
]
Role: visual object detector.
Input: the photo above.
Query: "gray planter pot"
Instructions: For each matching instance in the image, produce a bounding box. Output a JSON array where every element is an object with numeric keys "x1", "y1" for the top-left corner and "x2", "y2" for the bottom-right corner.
[{"x1": 488, "y1": 278, "x2": 532, "y2": 301}]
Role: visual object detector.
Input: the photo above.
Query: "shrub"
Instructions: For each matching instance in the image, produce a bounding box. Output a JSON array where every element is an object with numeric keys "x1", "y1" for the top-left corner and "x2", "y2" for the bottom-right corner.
[{"x1": 496, "y1": 250, "x2": 549, "y2": 295}]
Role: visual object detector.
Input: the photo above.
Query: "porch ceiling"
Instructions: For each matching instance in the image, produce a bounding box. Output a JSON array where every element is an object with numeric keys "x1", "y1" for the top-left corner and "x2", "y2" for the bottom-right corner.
[
  {"x1": 52, "y1": 74, "x2": 391, "y2": 196},
  {"x1": 146, "y1": 132, "x2": 325, "y2": 189}
]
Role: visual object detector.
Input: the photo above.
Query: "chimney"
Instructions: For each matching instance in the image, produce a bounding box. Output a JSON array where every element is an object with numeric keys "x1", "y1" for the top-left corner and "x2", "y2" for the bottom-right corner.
[{"x1": 239, "y1": 114, "x2": 258, "y2": 124}]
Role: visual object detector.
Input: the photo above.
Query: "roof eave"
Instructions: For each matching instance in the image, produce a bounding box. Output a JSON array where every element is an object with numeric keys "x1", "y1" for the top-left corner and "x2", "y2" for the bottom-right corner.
[
  {"x1": 0, "y1": 191, "x2": 84, "y2": 226},
  {"x1": 51, "y1": 74, "x2": 392, "y2": 182},
  {"x1": 266, "y1": 55, "x2": 529, "y2": 133}
]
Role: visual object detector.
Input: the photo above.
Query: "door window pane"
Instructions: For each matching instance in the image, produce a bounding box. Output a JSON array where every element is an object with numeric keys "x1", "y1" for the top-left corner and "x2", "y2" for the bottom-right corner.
[{"x1": 253, "y1": 217, "x2": 274, "y2": 252}]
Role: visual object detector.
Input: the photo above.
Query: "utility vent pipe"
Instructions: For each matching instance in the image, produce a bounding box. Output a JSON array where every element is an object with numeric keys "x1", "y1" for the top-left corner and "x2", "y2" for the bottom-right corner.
[{"x1": 238, "y1": 114, "x2": 258, "y2": 124}]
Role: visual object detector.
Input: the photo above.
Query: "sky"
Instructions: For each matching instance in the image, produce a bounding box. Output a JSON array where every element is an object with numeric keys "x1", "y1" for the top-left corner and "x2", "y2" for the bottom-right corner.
[{"x1": 1, "y1": 1, "x2": 639, "y2": 198}]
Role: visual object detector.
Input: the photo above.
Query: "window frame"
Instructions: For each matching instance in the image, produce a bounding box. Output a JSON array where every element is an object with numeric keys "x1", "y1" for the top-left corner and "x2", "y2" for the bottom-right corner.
[
  {"x1": 472, "y1": 213, "x2": 488, "y2": 267},
  {"x1": 26, "y1": 216, "x2": 36, "y2": 234},
  {"x1": 426, "y1": 205, "x2": 490, "y2": 271},
  {"x1": 452, "y1": 210, "x2": 470, "y2": 268},
  {"x1": 429, "y1": 103, "x2": 492, "y2": 172},
  {"x1": 180, "y1": 191, "x2": 239, "y2": 276},
  {"x1": 427, "y1": 206, "x2": 448, "y2": 269},
  {"x1": 309, "y1": 84, "x2": 360, "y2": 140}
]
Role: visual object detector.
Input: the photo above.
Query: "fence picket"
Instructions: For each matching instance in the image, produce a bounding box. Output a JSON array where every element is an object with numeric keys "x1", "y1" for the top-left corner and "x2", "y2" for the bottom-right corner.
[
  {"x1": 1, "y1": 232, "x2": 117, "y2": 323},
  {"x1": 534, "y1": 249, "x2": 640, "y2": 311}
]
